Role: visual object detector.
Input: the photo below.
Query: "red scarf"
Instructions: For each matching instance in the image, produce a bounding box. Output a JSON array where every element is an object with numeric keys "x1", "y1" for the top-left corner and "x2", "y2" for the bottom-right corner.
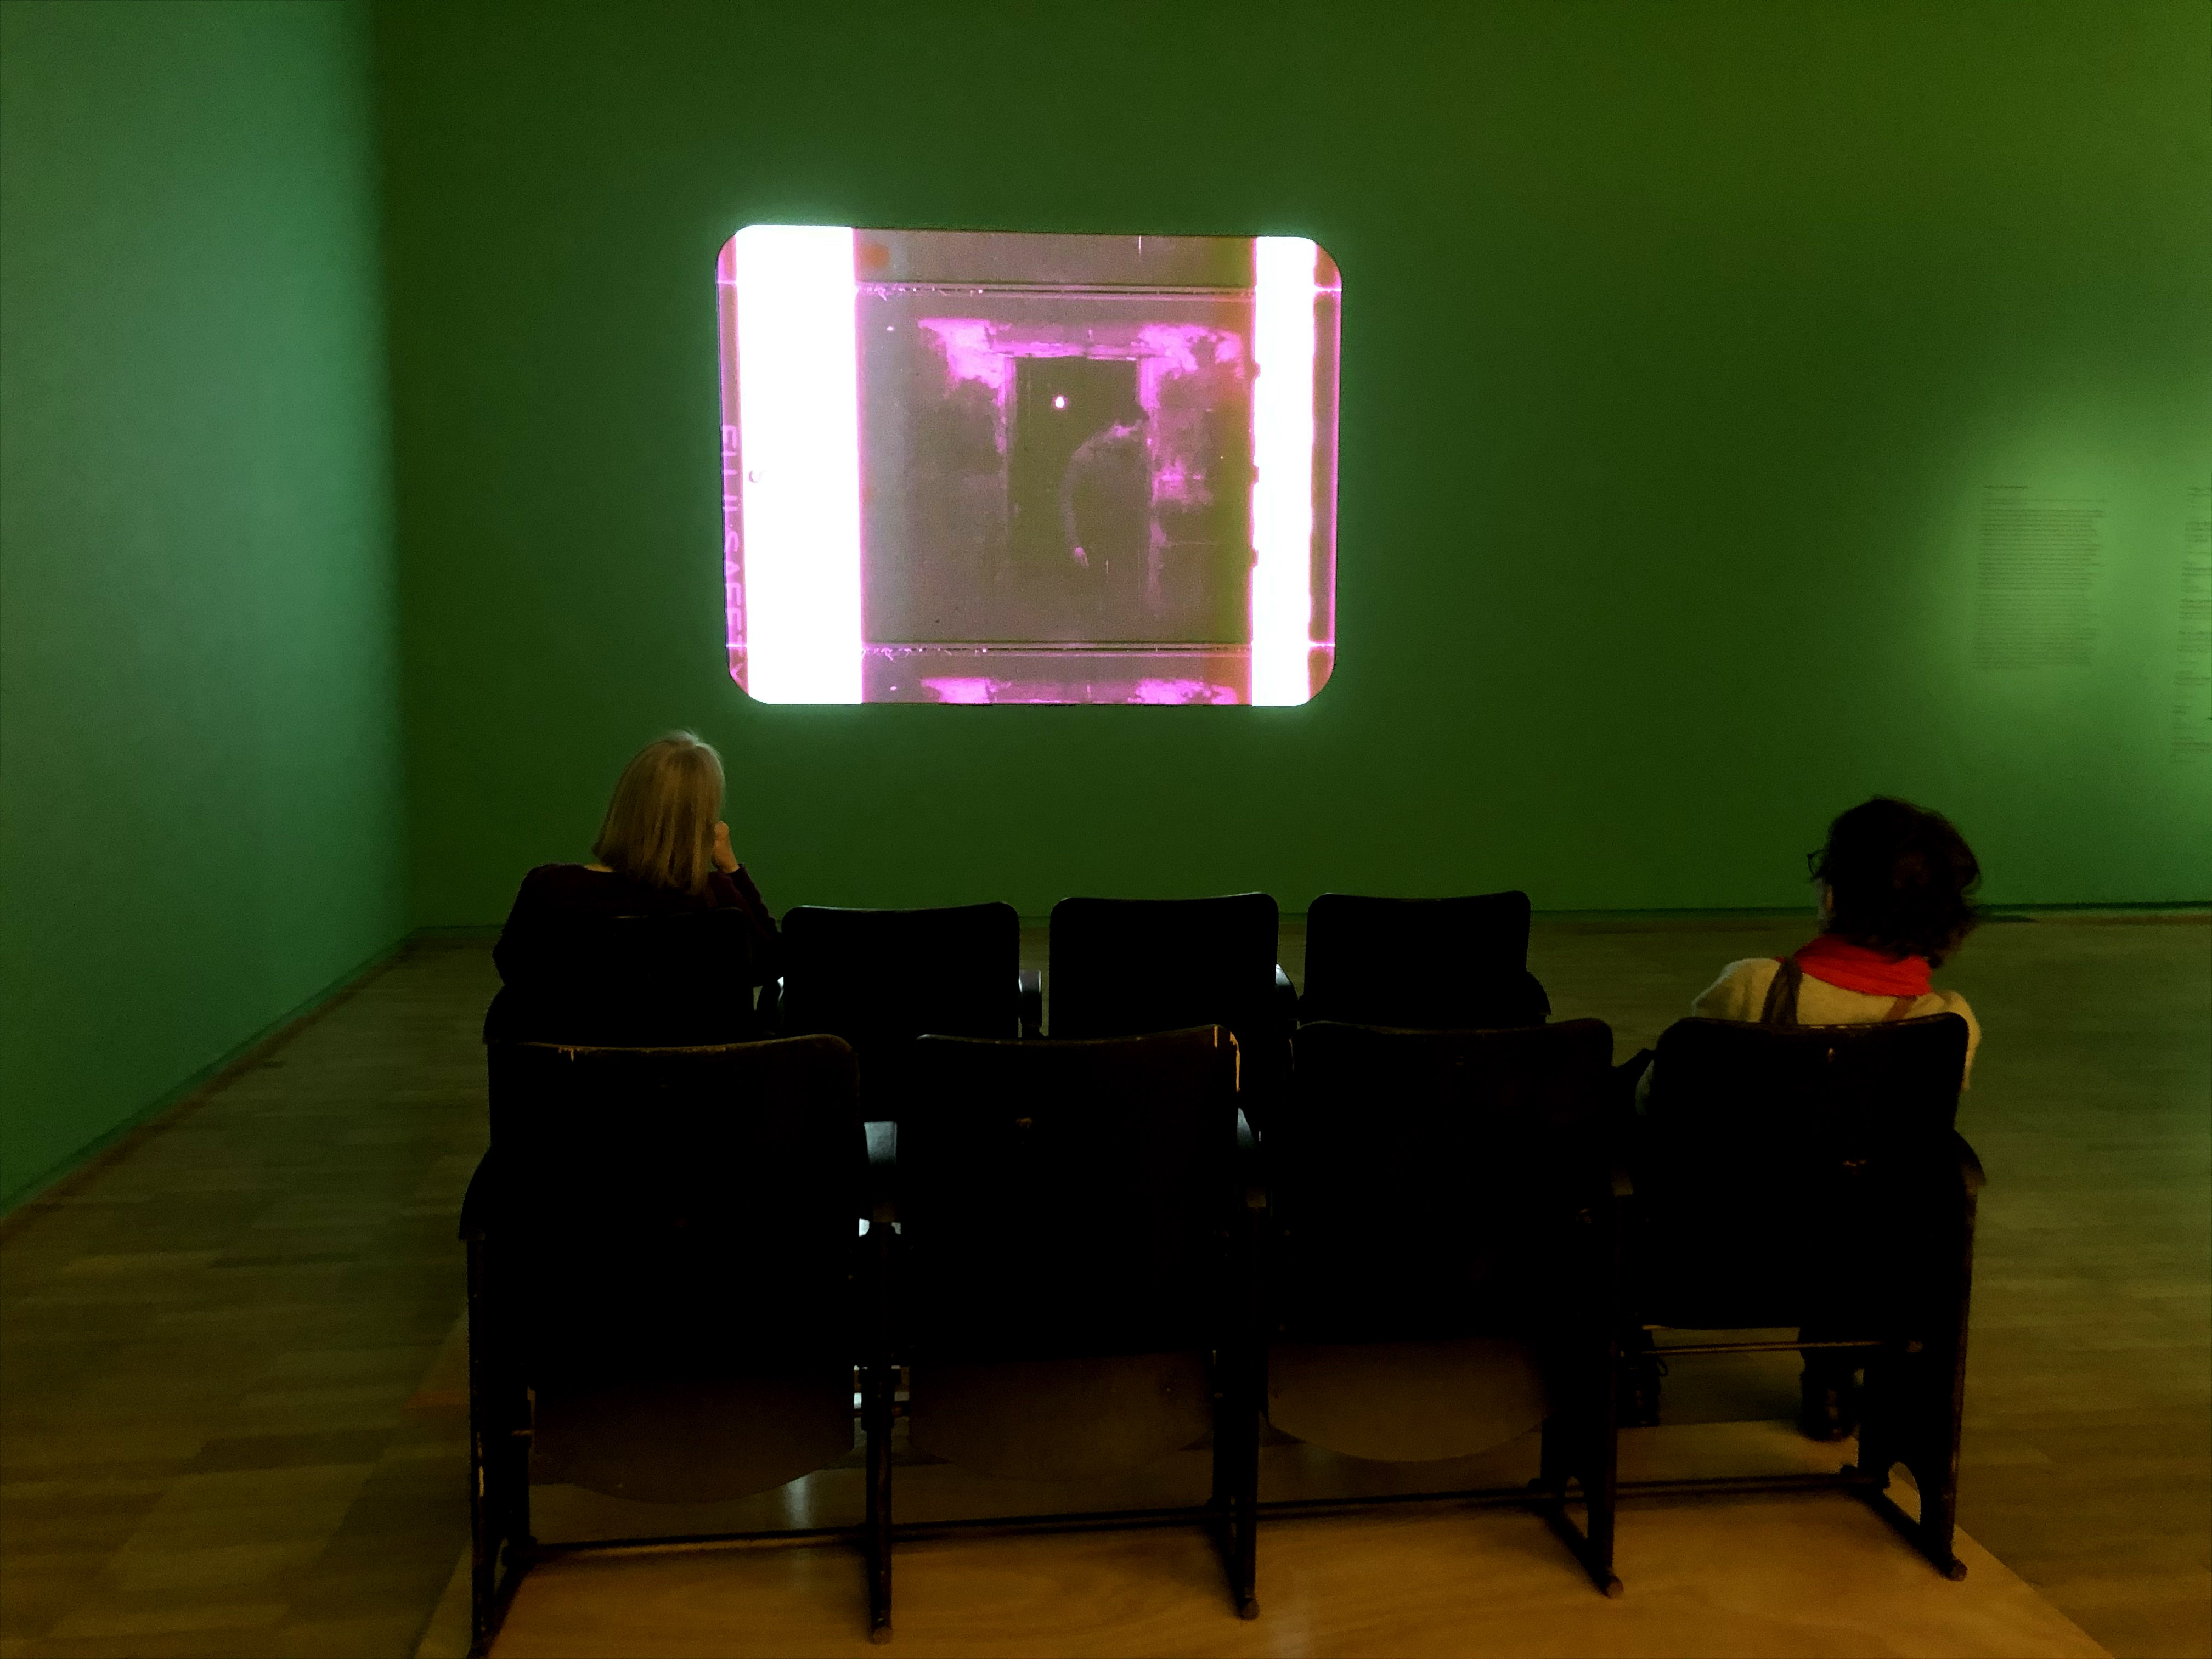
[{"x1": 1782, "y1": 934, "x2": 1932, "y2": 998}]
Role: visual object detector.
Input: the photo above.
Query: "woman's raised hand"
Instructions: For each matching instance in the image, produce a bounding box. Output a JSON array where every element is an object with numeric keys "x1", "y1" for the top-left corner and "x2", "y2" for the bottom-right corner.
[{"x1": 711, "y1": 821, "x2": 739, "y2": 873}]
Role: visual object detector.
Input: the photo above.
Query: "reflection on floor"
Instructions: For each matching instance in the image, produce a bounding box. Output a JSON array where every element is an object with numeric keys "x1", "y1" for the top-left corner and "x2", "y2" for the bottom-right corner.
[{"x1": 1, "y1": 915, "x2": 2204, "y2": 1658}]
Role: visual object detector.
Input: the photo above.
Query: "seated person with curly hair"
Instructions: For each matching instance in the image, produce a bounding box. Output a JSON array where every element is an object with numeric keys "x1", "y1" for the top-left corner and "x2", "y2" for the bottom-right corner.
[
  {"x1": 1639, "y1": 797, "x2": 1984, "y2": 1442},
  {"x1": 1693, "y1": 796, "x2": 1983, "y2": 1082}
]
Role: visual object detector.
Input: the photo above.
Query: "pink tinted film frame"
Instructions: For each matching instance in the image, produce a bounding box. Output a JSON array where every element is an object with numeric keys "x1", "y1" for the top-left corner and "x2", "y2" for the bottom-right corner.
[{"x1": 716, "y1": 227, "x2": 1340, "y2": 706}]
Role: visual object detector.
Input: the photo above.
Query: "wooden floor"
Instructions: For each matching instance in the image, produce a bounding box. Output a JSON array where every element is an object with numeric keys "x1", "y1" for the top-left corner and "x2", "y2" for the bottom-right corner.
[
  {"x1": 1, "y1": 913, "x2": 2205, "y2": 1658},
  {"x1": 482, "y1": 1459, "x2": 2107, "y2": 1659}
]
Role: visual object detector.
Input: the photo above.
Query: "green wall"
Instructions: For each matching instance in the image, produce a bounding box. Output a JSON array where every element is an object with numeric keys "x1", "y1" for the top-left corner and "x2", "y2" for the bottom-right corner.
[
  {"x1": 376, "y1": 0, "x2": 2210, "y2": 926},
  {"x1": 0, "y1": 0, "x2": 407, "y2": 1205},
  {"x1": 1, "y1": 0, "x2": 2199, "y2": 1202}
]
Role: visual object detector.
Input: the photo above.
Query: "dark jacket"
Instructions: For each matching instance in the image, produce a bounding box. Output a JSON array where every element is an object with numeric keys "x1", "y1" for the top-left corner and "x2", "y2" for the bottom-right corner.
[{"x1": 484, "y1": 863, "x2": 782, "y2": 1046}]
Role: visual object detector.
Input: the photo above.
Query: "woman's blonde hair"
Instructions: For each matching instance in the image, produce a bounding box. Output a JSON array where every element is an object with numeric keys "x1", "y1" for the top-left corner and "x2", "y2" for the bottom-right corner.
[{"x1": 592, "y1": 732, "x2": 725, "y2": 895}]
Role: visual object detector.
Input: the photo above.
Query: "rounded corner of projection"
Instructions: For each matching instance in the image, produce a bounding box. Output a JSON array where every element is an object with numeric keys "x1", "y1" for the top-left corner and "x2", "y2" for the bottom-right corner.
[
  {"x1": 1253, "y1": 233, "x2": 1342, "y2": 290},
  {"x1": 726, "y1": 650, "x2": 760, "y2": 700},
  {"x1": 1295, "y1": 649, "x2": 1338, "y2": 708}
]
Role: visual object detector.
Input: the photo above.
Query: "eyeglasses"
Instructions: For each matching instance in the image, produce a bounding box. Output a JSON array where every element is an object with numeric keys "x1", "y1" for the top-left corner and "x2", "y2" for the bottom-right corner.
[{"x1": 1804, "y1": 849, "x2": 1825, "y2": 878}]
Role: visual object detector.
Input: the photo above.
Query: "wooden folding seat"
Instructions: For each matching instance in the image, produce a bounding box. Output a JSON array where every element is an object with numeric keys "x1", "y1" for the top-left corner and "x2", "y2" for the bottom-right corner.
[
  {"x1": 1617, "y1": 1012, "x2": 1983, "y2": 1578},
  {"x1": 1271, "y1": 1018, "x2": 1623, "y2": 1593},
  {"x1": 888, "y1": 1025, "x2": 1259, "y2": 1626},
  {"x1": 462, "y1": 1036, "x2": 883, "y2": 1651}
]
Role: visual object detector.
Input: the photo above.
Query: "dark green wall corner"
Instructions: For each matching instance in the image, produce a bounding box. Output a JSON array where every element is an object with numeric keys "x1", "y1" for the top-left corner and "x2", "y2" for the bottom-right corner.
[{"x1": 1, "y1": 0, "x2": 408, "y2": 1206}]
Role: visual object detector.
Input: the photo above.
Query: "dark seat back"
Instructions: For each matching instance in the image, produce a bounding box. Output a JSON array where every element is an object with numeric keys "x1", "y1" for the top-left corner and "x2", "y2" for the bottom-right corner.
[
  {"x1": 780, "y1": 902, "x2": 1021, "y2": 1114},
  {"x1": 485, "y1": 909, "x2": 770, "y2": 1047},
  {"x1": 1299, "y1": 891, "x2": 1550, "y2": 1028},
  {"x1": 1635, "y1": 1014, "x2": 1971, "y2": 1331},
  {"x1": 900, "y1": 1028, "x2": 1242, "y2": 1361},
  {"x1": 1047, "y1": 894, "x2": 1284, "y2": 1104},
  {"x1": 486, "y1": 1036, "x2": 865, "y2": 1382},
  {"x1": 1272, "y1": 1020, "x2": 1615, "y2": 1343}
]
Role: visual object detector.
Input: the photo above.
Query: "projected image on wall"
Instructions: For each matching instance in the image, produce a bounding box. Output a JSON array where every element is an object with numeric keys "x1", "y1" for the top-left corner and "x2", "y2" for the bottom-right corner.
[{"x1": 716, "y1": 227, "x2": 1341, "y2": 705}]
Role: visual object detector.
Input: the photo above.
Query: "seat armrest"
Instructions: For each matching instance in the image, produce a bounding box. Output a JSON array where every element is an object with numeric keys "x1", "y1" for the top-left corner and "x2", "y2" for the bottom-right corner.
[
  {"x1": 1235, "y1": 1108, "x2": 1264, "y2": 1211},
  {"x1": 1018, "y1": 969, "x2": 1043, "y2": 1039},
  {"x1": 459, "y1": 1149, "x2": 500, "y2": 1242},
  {"x1": 1612, "y1": 1048, "x2": 1655, "y2": 1128},
  {"x1": 864, "y1": 1121, "x2": 899, "y2": 1226},
  {"x1": 1273, "y1": 964, "x2": 1297, "y2": 1025},
  {"x1": 1954, "y1": 1132, "x2": 1985, "y2": 1198},
  {"x1": 1521, "y1": 968, "x2": 1553, "y2": 1021}
]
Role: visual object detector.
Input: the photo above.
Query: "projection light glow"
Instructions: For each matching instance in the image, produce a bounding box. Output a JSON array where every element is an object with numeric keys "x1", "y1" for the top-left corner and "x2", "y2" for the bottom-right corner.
[
  {"x1": 1251, "y1": 236, "x2": 1320, "y2": 707},
  {"x1": 729, "y1": 225, "x2": 864, "y2": 704},
  {"x1": 715, "y1": 227, "x2": 1342, "y2": 705}
]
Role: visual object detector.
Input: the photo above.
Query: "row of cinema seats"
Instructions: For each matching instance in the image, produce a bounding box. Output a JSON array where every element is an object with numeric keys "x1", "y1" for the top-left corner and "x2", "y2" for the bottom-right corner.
[
  {"x1": 460, "y1": 892, "x2": 1983, "y2": 1651},
  {"x1": 773, "y1": 891, "x2": 1550, "y2": 1126}
]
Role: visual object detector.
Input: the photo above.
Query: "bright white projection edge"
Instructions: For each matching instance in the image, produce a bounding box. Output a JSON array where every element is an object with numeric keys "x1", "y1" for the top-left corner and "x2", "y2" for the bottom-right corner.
[
  {"x1": 732, "y1": 225, "x2": 864, "y2": 704},
  {"x1": 1250, "y1": 236, "x2": 1319, "y2": 707}
]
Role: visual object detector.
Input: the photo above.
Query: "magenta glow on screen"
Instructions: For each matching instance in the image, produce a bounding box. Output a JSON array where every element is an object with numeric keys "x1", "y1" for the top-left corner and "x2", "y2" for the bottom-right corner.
[{"x1": 715, "y1": 228, "x2": 1341, "y2": 706}]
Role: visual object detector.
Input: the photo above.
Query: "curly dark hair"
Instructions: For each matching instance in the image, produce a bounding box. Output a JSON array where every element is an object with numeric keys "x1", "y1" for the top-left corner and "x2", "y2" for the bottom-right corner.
[{"x1": 1810, "y1": 798, "x2": 1982, "y2": 966}]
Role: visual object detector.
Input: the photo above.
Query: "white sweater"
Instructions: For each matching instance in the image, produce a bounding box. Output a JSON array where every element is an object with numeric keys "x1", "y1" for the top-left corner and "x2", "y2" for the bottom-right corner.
[{"x1": 1691, "y1": 957, "x2": 1982, "y2": 1086}]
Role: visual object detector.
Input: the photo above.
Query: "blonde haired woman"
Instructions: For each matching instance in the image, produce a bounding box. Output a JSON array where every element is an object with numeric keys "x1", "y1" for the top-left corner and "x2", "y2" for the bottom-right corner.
[{"x1": 487, "y1": 733, "x2": 780, "y2": 1044}]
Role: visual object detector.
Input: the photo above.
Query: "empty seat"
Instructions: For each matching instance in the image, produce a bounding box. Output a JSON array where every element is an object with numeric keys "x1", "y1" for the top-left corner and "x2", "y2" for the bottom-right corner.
[
  {"x1": 1297, "y1": 890, "x2": 1550, "y2": 1029},
  {"x1": 1271, "y1": 1019, "x2": 1622, "y2": 1592},
  {"x1": 1046, "y1": 893, "x2": 1293, "y2": 1126},
  {"x1": 778, "y1": 902, "x2": 1037, "y2": 1122},
  {"x1": 894, "y1": 1026, "x2": 1258, "y2": 1620},
  {"x1": 1622, "y1": 1012, "x2": 1982, "y2": 1578},
  {"x1": 464, "y1": 1036, "x2": 884, "y2": 1647}
]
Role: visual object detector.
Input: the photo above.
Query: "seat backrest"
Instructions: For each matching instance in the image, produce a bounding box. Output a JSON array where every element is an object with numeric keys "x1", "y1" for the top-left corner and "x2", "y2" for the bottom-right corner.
[
  {"x1": 1047, "y1": 893, "x2": 1279, "y2": 1040},
  {"x1": 1644, "y1": 1013, "x2": 1968, "y2": 1164},
  {"x1": 1636, "y1": 1014, "x2": 1971, "y2": 1328},
  {"x1": 1299, "y1": 891, "x2": 1549, "y2": 1028},
  {"x1": 486, "y1": 907, "x2": 769, "y2": 1046},
  {"x1": 1273, "y1": 1019, "x2": 1615, "y2": 1341},
  {"x1": 781, "y1": 901, "x2": 1021, "y2": 1058},
  {"x1": 485, "y1": 1036, "x2": 864, "y2": 1383},
  {"x1": 899, "y1": 1027, "x2": 1242, "y2": 1361}
]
